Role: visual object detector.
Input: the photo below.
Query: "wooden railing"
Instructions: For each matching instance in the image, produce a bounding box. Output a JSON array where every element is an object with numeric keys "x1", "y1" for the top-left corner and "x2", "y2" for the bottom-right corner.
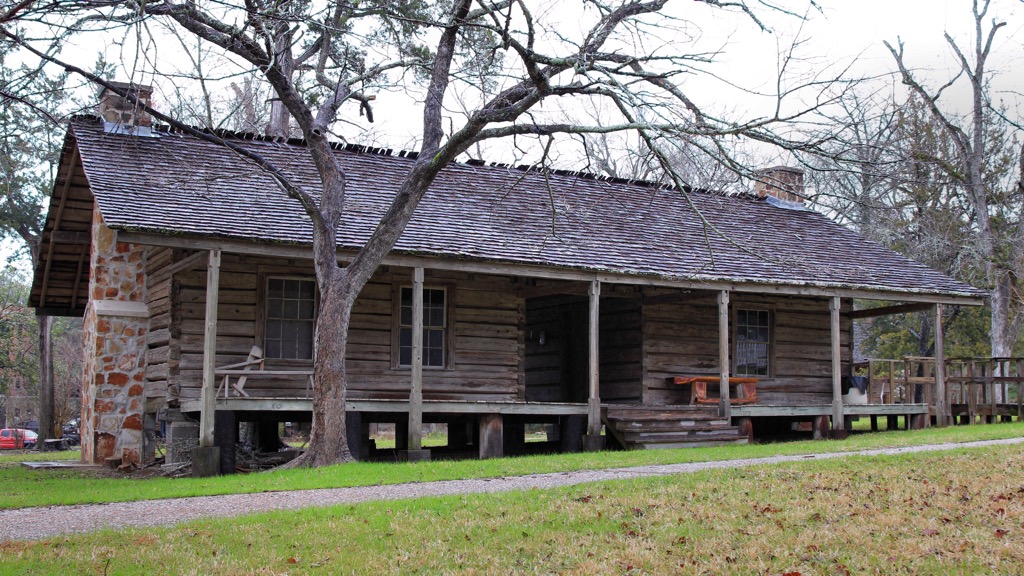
[
  {"x1": 946, "y1": 358, "x2": 1024, "y2": 423},
  {"x1": 853, "y1": 357, "x2": 1024, "y2": 424},
  {"x1": 851, "y1": 357, "x2": 937, "y2": 406}
]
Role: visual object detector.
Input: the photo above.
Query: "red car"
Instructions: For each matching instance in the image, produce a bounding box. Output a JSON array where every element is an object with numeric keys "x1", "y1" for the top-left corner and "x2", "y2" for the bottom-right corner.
[{"x1": 0, "y1": 428, "x2": 37, "y2": 449}]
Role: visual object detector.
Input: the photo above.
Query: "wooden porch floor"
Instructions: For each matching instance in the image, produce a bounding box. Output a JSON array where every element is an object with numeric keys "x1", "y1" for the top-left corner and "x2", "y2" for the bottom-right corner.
[
  {"x1": 180, "y1": 397, "x2": 589, "y2": 415},
  {"x1": 731, "y1": 403, "x2": 929, "y2": 418}
]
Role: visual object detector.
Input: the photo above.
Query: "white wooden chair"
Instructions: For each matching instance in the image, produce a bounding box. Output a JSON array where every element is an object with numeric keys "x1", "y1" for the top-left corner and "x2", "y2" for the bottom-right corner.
[{"x1": 215, "y1": 345, "x2": 264, "y2": 398}]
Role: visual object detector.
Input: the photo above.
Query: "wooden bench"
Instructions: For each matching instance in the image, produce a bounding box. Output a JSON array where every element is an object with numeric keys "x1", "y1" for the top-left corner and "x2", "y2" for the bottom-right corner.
[
  {"x1": 216, "y1": 345, "x2": 315, "y2": 398},
  {"x1": 669, "y1": 376, "x2": 759, "y2": 405}
]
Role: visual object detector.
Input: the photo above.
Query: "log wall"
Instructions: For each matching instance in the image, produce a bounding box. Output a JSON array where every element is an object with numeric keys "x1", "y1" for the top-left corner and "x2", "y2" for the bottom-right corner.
[
  {"x1": 642, "y1": 291, "x2": 852, "y2": 406},
  {"x1": 524, "y1": 295, "x2": 586, "y2": 403},
  {"x1": 523, "y1": 295, "x2": 643, "y2": 404},
  {"x1": 162, "y1": 255, "x2": 525, "y2": 404},
  {"x1": 144, "y1": 247, "x2": 177, "y2": 413},
  {"x1": 599, "y1": 298, "x2": 643, "y2": 403}
]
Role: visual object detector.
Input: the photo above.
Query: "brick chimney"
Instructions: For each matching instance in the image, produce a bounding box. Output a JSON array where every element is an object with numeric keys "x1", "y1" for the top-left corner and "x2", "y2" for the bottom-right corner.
[
  {"x1": 754, "y1": 166, "x2": 804, "y2": 204},
  {"x1": 97, "y1": 82, "x2": 153, "y2": 128}
]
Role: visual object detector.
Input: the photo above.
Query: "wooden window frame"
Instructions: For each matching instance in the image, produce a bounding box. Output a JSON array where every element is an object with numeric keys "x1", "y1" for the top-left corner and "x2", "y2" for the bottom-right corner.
[
  {"x1": 732, "y1": 307, "x2": 774, "y2": 378},
  {"x1": 391, "y1": 281, "x2": 455, "y2": 370},
  {"x1": 256, "y1": 272, "x2": 318, "y2": 366}
]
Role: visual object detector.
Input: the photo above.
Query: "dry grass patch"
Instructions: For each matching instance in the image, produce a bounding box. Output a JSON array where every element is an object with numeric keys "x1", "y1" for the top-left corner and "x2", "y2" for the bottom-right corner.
[
  {"x1": 3, "y1": 422, "x2": 1023, "y2": 510},
  {"x1": 3, "y1": 444, "x2": 1024, "y2": 574}
]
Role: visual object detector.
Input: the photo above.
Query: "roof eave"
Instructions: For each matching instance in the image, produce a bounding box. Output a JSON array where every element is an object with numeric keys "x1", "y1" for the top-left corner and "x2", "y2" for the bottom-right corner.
[{"x1": 113, "y1": 229, "x2": 986, "y2": 306}]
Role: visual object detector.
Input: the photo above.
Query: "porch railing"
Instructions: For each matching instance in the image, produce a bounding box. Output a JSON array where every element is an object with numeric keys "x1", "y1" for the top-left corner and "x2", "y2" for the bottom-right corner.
[{"x1": 853, "y1": 357, "x2": 1024, "y2": 423}]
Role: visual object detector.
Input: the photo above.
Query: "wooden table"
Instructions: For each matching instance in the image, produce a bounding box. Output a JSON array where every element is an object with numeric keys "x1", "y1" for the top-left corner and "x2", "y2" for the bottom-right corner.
[{"x1": 669, "y1": 376, "x2": 759, "y2": 405}]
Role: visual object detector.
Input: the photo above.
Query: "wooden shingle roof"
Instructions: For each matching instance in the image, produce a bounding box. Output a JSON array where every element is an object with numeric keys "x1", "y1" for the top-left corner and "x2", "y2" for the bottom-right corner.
[{"x1": 31, "y1": 116, "x2": 984, "y2": 314}]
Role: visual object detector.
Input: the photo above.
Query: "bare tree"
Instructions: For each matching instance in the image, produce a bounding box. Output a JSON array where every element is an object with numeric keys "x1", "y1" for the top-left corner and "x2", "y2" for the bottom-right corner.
[
  {"x1": 0, "y1": 38, "x2": 79, "y2": 441},
  {"x1": 5, "y1": 0, "x2": 850, "y2": 466},
  {"x1": 886, "y1": 0, "x2": 1024, "y2": 360}
]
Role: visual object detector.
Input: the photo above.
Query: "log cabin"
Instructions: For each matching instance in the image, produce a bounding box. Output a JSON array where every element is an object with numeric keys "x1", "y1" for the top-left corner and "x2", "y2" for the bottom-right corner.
[{"x1": 30, "y1": 84, "x2": 985, "y2": 469}]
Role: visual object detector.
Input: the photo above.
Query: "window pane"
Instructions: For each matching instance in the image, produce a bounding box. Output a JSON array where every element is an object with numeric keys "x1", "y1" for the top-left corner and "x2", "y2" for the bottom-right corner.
[
  {"x1": 428, "y1": 308, "x2": 444, "y2": 328},
  {"x1": 265, "y1": 340, "x2": 281, "y2": 359},
  {"x1": 397, "y1": 286, "x2": 449, "y2": 367},
  {"x1": 266, "y1": 320, "x2": 281, "y2": 339},
  {"x1": 283, "y1": 299, "x2": 299, "y2": 319},
  {"x1": 281, "y1": 338, "x2": 297, "y2": 359},
  {"x1": 265, "y1": 278, "x2": 315, "y2": 359},
  {"x1": 428, "y1": 289, "x2": 444, "y2": 307},
  {"x1": 296, "y1": 338, "x2": 313, "y2": 360},
  {"x1": 735, "y1": 309, "x2": 769, "y2": 376},
  {"x1": 268, "y1": 279, "x2": 283, "y2": 298},
  {"x1": 267, "y1": 297, "x2": 283, "y2": 318},
  {"x1": 299, "y1": 299, "x2": 315, "y2": 320}
]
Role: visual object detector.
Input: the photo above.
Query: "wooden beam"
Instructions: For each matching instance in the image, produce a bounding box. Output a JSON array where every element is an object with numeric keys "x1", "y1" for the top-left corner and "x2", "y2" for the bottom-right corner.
[
  {"x1": 39, "y1": 146, "x2": 80, "y2": 307},
  {"x1": 408, "y1": 267, "x2": 424, "y2": 451},
  {"x1": 181, "y1": 398, "x2": 591, "y2": 415},
  {"x1": 50, "y1": 230, "x2": 91, "y2": 245},
  {"x1": 33, "y1": 306, "x2": 85, "y2": 318},
  {"x1": 642, "y1": 290, "x2": 717, "y2": 306},
  {"x1": 830, "y1": 296, "x2": 843, "y2": 429},
  {"x1": 199, "y1": 249, "x2": 221, "y2": 448},
  {"x1": 161, "y1": 250, "x2": 209, "y2": 279},
  {"x1": 587, "y1": 280, "x2": 601, "y2": 437},
  {"x1": 934, "y1": 303, "x2": 947, "y2": 427},
  {"x1": 115, "y1": 230, "x2": 987, "y2": 306},
  {"x1": 478, "y1": 413, "x2": 503, "y2": 459},
  {"x1": 515, "y1": 281, "x2": 588, "y2": 299},
  {"x1": 848, "y1": 302, "x2": 935, "y2": 320},
  {"x1": 732, "y1": 403, "x2": 929, "y2": 418},
  {"x1": 70, "y1": 245, "x2": 87, "y2": 311},
  {"x1": 717, "y1": 290, "x2": 731, "y2": 419}
]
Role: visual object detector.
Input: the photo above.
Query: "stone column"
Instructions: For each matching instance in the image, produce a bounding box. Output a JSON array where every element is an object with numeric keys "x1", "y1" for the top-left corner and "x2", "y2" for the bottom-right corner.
[{"x1": 80, "y1": 209, "x2": 149, "y2": 466}]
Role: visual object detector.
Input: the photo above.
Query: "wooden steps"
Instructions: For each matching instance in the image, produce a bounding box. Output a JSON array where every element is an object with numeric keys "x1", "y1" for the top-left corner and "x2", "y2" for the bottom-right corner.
[{"x1": 603, "y1": 404, "x2": 748, "y2": 450}]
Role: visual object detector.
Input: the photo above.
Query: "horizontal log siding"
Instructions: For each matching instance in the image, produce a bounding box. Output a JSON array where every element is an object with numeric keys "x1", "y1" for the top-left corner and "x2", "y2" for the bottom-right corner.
[
  {"x1": 524, "y1": 295, "x2": 642, "y2": 404},
  {"x1": 170, "y1": 257, "x2": 523, "y2": 403},
  {"x1": 175, "y1": 253, "x2": 261, "y2": 400},
  {"x1": 524, "y1": 296, "x2": 585, "y2": 403},
  {"x1": 143, "y1": 247, "x2": 176, "y2": 411},
  {"x1": 599, "y1": 298, "x2": 643, "y2": 403},
  {"x1": 642, "y1": 292, "x2": 851, "y2": 406}
]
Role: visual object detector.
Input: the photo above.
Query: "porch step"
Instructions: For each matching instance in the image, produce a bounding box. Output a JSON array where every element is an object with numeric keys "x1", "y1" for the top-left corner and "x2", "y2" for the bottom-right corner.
[
  {"x1": 603, "y1": 404, "x2": 748, "y2": 450},
  {"x1": 605, "y1": 405, "x2": 718, "y2": 420},
  {"x1": 617, "y1": 419, "x2": 732, "y2": 431}
]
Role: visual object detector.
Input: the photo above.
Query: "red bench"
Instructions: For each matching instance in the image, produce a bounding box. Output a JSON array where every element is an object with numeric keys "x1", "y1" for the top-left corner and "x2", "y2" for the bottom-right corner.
[{"x1": 669, "y1": 376, "x2": 759, "y2": 405}]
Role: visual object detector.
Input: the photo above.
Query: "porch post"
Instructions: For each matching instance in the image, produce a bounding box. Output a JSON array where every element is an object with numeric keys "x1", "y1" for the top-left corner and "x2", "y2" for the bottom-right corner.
[
  {"x1": 199, "y1": 249, "x2": 221, "y2": 449},
  {"x1": 585, "y1": 279, "x2": 603, "y2": 449},
  {"x1": 830, "y1": 296, "x2": 844, "y2": 430},
  {"x1": 717, "y1": 290, "x2": 731, "y2": 419},
  {"x1": 408, "y1": 267, "x2": 424, "y2": 451},
  {"x1": 934, "y1": 303, "x2": 947, "y2": 427}
]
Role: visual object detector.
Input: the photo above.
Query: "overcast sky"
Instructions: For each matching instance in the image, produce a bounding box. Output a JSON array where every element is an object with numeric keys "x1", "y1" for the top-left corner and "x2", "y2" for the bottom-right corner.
[{"x1": 7, "y1": 1, "x2": 1021, "y2": 269}]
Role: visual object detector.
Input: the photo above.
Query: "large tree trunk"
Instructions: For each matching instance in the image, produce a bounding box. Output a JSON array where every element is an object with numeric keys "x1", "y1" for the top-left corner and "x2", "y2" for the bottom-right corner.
[
  {"x1": 297, "y1": 273, "x2": 356, "y2": 466},
  {"x1": 990, "y1": 271, "x2": 1020, "y2": 357},
  {"x1": 989, "y1": 274, "x2": 1017, "y2": 402}
]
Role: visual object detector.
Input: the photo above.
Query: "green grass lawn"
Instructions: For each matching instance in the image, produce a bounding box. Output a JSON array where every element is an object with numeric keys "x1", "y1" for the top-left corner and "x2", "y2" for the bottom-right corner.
[
  {"x1": 0, "y1": 421, "x2": 1021, "y2": 510},
  {"x1": 2, "y1": 443, "x2": 1022, "y2": 574}
]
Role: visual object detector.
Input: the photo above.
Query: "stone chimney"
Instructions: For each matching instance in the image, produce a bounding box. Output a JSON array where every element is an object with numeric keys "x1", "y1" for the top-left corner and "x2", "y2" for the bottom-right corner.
[
  {"x1": 97, "y1": 82, "x2": 153, "y2": 128},
  {"x1": 754, "y1": 166, "x2": 804, "y2": 204}
]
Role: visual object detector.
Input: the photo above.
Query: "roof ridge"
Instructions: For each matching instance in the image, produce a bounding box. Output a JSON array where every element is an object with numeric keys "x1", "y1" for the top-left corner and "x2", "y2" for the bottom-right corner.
[{"x1": 71, "y1": 114, "x2": 756, "y2": 198}]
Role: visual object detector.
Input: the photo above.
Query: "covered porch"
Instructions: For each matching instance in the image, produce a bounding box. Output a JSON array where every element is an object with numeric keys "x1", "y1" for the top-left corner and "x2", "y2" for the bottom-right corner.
[{"x1": 173, "y1": 242, "x2": 987, "y2": 460}]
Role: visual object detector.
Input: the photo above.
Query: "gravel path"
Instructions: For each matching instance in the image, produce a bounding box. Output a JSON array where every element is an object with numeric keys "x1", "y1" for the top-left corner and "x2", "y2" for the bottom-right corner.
[{"x1": 3, "y1": 437, "x2": 1022, "y2": 543}]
